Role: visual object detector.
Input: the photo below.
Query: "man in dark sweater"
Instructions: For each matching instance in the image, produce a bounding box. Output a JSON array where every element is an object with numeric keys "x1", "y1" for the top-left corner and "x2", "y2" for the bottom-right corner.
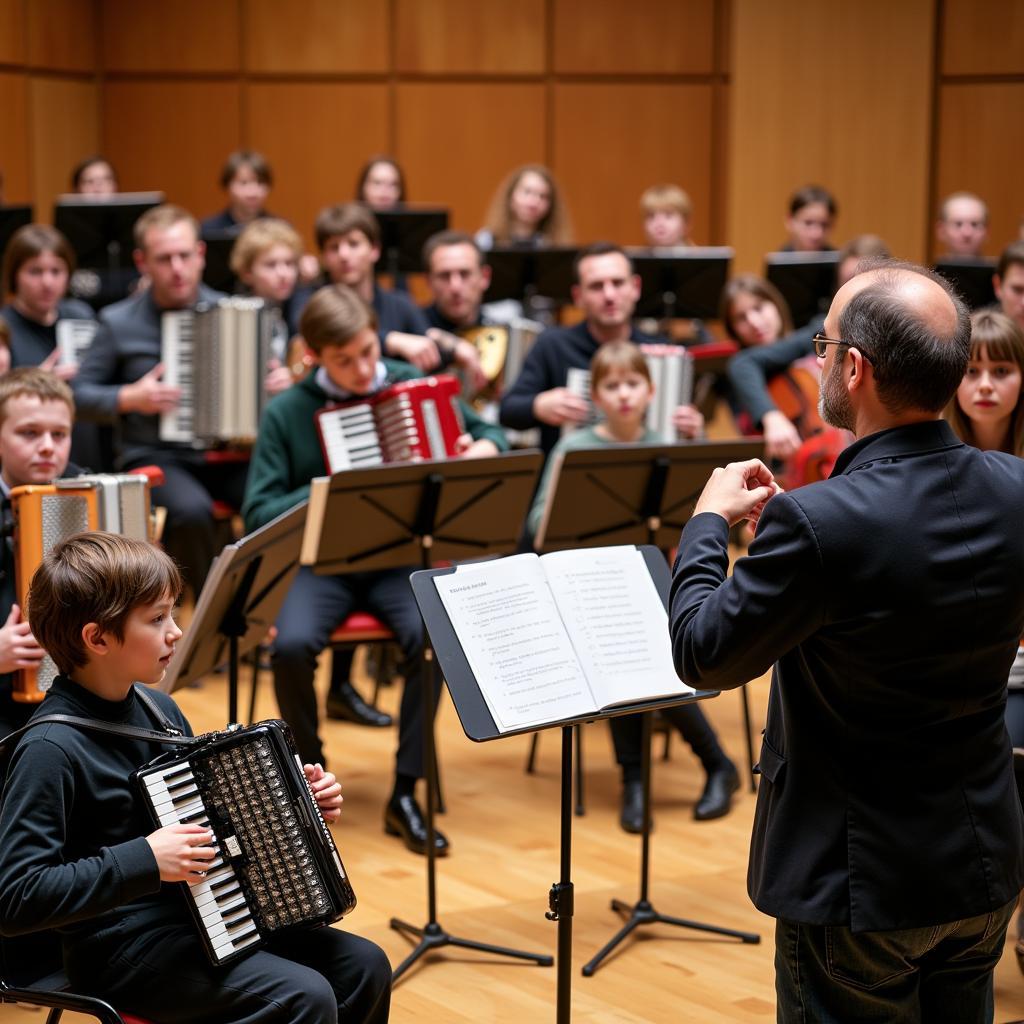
[
  {"x1": 0, "y1": 532, "x2": 391, "y2": 1023},
  {"x1": 72, "y1": 204, "x2": 242, "y2": 596},
  {"x1": 243, "y1": 284, "x2": 507, "y2": 856}
]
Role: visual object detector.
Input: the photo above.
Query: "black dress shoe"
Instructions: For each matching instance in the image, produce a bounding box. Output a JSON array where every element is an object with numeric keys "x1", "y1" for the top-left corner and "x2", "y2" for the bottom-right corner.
[
  {"x1": 619, "y1": 779, "x2": 648, "y2": 834},
  {"x1": 384, "y1": 795, "x2": 450, "y2": 856},
  {"x1": 325, "y1": 680, "x2": 393, "y2": 727},
  {"x1": 694, "y1": 764, "x2": 740, "y2": 821}
]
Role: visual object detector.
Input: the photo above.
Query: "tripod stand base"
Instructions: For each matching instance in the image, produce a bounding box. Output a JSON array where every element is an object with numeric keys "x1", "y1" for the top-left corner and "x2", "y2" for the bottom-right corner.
[
  {"x1": 389, "y1": 918, "x2": 554, "y2": 983},
  {"x1": 581, "y1": 898, "x2": 760, "y2": 977}
]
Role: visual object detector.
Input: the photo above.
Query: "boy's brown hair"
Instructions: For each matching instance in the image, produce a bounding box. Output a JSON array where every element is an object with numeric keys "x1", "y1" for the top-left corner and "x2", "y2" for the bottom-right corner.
[
  {"x1": 0, "y1": 367, "x2": 75, "y2": 428},
  {"x1": 220, "y1": 149, "x2": 273, "y2": 190},
  {"x1": 590, "y1": 341, "x2": 652, "y2": 393},
  {"x1": 27, "y1": 532, "x2": 182, "y2": 677},
  {"x1": 313, "y1": 203, "x2": 380, "y2": 251},
  {"x1": 298, "y1": 284, "x2": 378, "y2": 355}
]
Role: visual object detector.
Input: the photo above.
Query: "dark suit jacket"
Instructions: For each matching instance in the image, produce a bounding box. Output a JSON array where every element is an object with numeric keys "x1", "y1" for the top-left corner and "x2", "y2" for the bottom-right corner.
[{"x1": 670, "y1": 419, "x2": 1024, "y2": 931}]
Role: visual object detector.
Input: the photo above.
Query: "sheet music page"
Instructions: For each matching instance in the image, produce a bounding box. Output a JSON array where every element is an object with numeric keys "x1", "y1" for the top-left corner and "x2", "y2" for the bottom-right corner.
[
  {"x1": 541, "y1": 546, "x2": 693, "y2": 710},
  {"x1": 434, "y1": 554, "x2": 598, "y2": 732}
]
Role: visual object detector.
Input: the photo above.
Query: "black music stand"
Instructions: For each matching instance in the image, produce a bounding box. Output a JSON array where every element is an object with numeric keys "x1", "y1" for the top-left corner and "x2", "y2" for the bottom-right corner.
[
  {"x1": 629, "y1": 247, "x2": 734, "y2": 321},
  {"x1": 201, "y1": 228, "x2": 241, "y2": 295},
  {"x1": 533, "y1": 441, "x2": 764, "y2": 976},
  {"x1": 373, "y1": 207, "x2": 449, "y2": 280},
  {"x1": 0, "y1": 205, "x2": 32, "y2": 259},
  {"x1": 160, "y1": 501, "x2": 308, "y2": 725},
  {"x1": 411, "y1": 547, "x2": 722, "y2": 1024},
  {"x1": 484, "y1": 246, "x2": 580, "y2": 308},
  {"x1": 298, "y1": 451, "x2": 553, "y2": 983},
  {"x1": 54, "y1": 192, "x2": 164, "y2": 271},
  {"x1": 934, "y1": 257, "x2": 997, "y2": 310},
  {"x1": 765, "y1": 250, "x2": 841, "y2": 328}
]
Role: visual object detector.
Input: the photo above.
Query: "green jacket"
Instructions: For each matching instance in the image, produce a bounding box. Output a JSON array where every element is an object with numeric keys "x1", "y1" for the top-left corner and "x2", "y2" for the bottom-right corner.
[{"x1": 242, "y1": 360, "x2": 509, "y2": 531}]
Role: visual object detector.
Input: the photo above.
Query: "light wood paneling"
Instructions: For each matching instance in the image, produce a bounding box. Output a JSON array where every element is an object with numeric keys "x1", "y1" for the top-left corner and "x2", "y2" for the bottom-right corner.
[
  {"x1": 727, "y1": 0, "x2": 935, "y2": 274},
  {"x1": 28, "y1": 0, "x2": 96, "y2": 72},
  {"x1": 935, "y1": 83, "x2": 1024, "y2": 259},
  {"x1": 0, "y1": 72, "x2": 30, "y2": 205},
  {"x1": 30, "y1": 77, "x2": 99, "y2": 221},
  {"x1": 942, "y1": 0, "x2": 1024, "y2": 76},
  {"x1": 245, "y1": 82, "x2": 390, "y2": 251},
  {"x1": 553, "y1": 0, "x2": 715, "y2": 75},
  {"x1": 395, "y1": 0, "x2": 545, "y2": 74},
  {"x1": 243, "y1": 0, "x2": 389, "y2": 73},
  {"x1": 553, "y1": 83, "x2": 714, "y2": 246},
  {"x1": 395, "y1": 83, "x2": 547, "y2": 234},
  {"x1": 102, "y1": 81, "x2": 241, "y2": 219},
  {"x1": 0, "y1": 0, "x2": 26, "y2": 65},
  {"x1": 101, "y1": 0, "x2": 239, "y2": 72}
]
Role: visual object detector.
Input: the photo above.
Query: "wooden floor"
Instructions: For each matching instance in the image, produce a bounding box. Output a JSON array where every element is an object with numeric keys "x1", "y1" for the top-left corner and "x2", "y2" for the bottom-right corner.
[{"x1": 3, "y1": 654, "x2": 1024, "y2": 1023}]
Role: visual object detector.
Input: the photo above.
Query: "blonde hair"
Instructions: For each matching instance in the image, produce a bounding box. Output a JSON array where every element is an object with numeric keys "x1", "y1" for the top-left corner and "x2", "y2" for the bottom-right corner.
[
  {"x1": 640, "y1": 184, "x2": 692, "y2": 221},
  {"x1": 590, "y1": 341, "x2": 652, "y2": 392},
  {"x1": 298, "y1": 284, "x2": 378, "y2": 355},
  {"x1": 133, "y1": 204, "x2": 199, "y2": 251},
  {"x1": 480, "y1": 165, "x2": 573, "y2": 246},
  {"x1": 229, "y1": 218, "x2": 303, "y2": 277},
  {"x1": 945, "y1": 309, "x2": 1024, "y2": 457},
  {"x1": 0, "y1": 367, "x2": 75, "y2": 427}
]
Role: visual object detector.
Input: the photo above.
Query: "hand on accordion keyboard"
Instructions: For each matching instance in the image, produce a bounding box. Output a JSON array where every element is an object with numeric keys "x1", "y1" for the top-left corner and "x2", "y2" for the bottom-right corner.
[
  {"x1": 40, "y1": 348, "x2": 78, "y2": 382},
  {"x1": 304, "y1": 763, "x2": 343, "y2": 823},
  {"x1": 454, "y1": 434, "x2": 500, "y2": 459},
  {"x1": 0, "y1": 604, "x2": 46, "y2": 673},
  {"x1": 387, "y1": 331, "x2": 442, "y2": 372},
  {"x1": 671, "y1": 403, "x2": 705, "y2": 440},
  {"x1": 533, "y1": 386, "x2": 591, "y2": 426},
  {"x1": 264, "y1": 358, "x2": 294, "y2": 396},
  {"x1": 118, "y1": 362, "x2": 182, "y2": 415},
  {"x1": 146, "y1": 823, "x2": 217, "y2": 884}
]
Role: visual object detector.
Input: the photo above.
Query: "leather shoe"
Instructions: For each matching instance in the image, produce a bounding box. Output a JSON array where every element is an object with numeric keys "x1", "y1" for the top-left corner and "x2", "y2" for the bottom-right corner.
[
  {"x1": 325, "y1": 680, "x2": 392, "y2": 728},
  {"x1": 694, "y1": 764, "x2": 740, "y2": 821},
  {"x1": 384, "y1": 795, "x2": 449, "y2": 856},
  {"x1": 619, "y1": 780, "x2": 647, "y2": 834}
]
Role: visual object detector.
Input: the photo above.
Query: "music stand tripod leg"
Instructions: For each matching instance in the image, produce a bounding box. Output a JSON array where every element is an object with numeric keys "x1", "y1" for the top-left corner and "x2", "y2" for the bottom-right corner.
[{"x1": 581, "y1": 711, "x2": 759, "y2": 978}]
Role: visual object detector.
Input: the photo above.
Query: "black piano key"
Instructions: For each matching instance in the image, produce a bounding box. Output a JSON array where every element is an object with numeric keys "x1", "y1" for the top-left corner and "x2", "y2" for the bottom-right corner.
[
  {"x1": 230, "y1": 925, "x2": 259, "y2": 947},
  {"x1": 210, "y1": 875, "x2": 238, "y2": 895}
]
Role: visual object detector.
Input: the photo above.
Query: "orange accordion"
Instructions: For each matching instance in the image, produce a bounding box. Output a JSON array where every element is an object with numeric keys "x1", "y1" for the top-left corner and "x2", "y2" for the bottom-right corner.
[
  {"x1": 10, "y1": 473, "x2": 158, "y2": 702},
  {"x1": 314, "y1": 376, "x2": 465, "y2": 475}
]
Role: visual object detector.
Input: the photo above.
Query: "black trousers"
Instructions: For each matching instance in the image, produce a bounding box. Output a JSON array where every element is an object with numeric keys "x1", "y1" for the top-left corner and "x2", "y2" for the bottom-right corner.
[
  {"x1": 272, "y1": 566, "x2": 441, "y2": 779},
  {"x1": 69, "y1": 919, "x2": 391, "y2": 1024},
  {"x1": 124, "y1": 450, "x2": 249, "y2": 596}
]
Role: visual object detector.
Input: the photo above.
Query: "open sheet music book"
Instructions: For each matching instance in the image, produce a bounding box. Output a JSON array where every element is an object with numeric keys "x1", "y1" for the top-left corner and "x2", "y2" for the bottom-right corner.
[{"x1": 434, "y1": 545, "x2": 692, "y2": 733}]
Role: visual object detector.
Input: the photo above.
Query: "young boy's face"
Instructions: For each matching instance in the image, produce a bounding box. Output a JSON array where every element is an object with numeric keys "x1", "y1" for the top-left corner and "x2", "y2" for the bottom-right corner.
[
  {"x1": 101, "y1": 591, "x2": 182, "y2": 689},
  {"x1": 0, "y1": 394, "x2": 72, "y2": 490},
  {"x1": 592, "y1": 367, "x2": 653, "y2": 428},
  {"x1": 644, "y1": 209, "x2": 686, "y2": 247},
  {"x1": 244, "y1": 243, "x2": 298, "y2": 304},
  {"x1": 317, "y1": 327, "x2": 382, "y2": 395},
  {"x1": 321, "y1": 230, "x2": 380, "y2": 287}
]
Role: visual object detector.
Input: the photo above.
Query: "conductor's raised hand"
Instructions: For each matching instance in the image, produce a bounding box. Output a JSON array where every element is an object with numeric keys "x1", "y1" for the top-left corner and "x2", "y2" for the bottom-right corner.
[
  {"x1": 304, "y1": 763, "x2": 343, "y2": 822},
  {"x1": 532, "y1": 387, "x2": 590, "y2": 426},
  {"x1": 118, "y1": 363, "x2": 182, "y2": 415},
  {"x1": 146, "y1": 824, "x2": 216, "y2": 883},
  {"x1": 694, "y1": 459, "x2": 778, "y2": 526}
]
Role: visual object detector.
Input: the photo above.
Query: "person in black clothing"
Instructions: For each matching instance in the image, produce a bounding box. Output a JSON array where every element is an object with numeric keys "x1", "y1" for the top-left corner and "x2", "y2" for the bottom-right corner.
[
  {"x1": 200, "y1": 150, "x2": 273, "y2": 236},
  {"x1": 0, "y1": 532, "x2": 391, "y2": 1022}
]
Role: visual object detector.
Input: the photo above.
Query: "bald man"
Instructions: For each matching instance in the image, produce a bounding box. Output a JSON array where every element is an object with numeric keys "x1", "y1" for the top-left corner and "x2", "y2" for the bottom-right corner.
[{"x1": 670, "y1": 260, "x2": 1024, "y2": 1022}]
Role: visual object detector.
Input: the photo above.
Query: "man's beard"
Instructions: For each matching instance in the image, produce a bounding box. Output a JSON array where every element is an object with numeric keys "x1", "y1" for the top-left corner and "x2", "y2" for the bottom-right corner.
[{"x1": 818, "y1": 356, "x2": 855, "y2": 432}]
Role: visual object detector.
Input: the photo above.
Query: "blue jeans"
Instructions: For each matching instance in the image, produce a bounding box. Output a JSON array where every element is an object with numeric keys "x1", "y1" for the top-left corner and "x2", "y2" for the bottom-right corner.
[{"x1": 775, "y1": 897, "x2": 1016, "y2": 1023}]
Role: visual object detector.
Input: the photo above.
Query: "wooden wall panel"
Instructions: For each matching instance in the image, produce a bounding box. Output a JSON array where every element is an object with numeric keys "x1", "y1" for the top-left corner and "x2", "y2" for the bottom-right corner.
[
  {"x1": 30, "y1": 78, "x2": 99, "y2": 219},
  {"x1": 553, "y1": 0, "x2": 715, "y2": 74},
  {"x1": 942, "y1": 0, "x2": 1024, "y2": 75},
  {"x1": 935, "y1": 83, "x2": 1024, "y2": 258},
  {"x1": 102, "y1": 81, "x2": 241, "y2": 219},
  {"x1": 395, "y1": 0, "x2": 545, "y2": 74},
  {"x1": 101, "y1": 0, "x2": 239, "y2": 72},
  {"x1": 0, "y1": 0, "x2": 27, "y2": 65},
  {"x1": 243, "y1": 0, "x2": 389, "y2": 73},
  {"x1": 727, "y1": 0, "x2": 935, "y2": 274},
  {"x1": 395, "y1": 83, "x2": 546, "y2": 234},
  {"x1": 553, "y1": 83, "x2": 714, "y2": 246},
  {"x1": 245, "y1": 83, "x2": 390, "y2": 250},
  {"x1": 0, "y1": 72, "x2": 30, "y2": 205},
  {"x1": 28, "y1": 0, "x2": 97, "y2": 72}
]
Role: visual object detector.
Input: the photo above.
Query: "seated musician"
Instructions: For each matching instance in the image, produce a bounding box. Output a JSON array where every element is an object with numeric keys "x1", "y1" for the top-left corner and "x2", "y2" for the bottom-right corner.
[
  {"x1": 0, "y1": 532, "x2": 391, "y2": 1023},
  {"x1": 994, "y1": 241, "x2": 1024, "y2": 331},
  {"x1": 70, "y1": 155, "x2": 118, "y2": 197},
  {"x1": 780, "y1": 184, "x2": 837, "y2": 252},
  {"x1": 935, "y1": 190, "x2": 989, "y2": 260},
  {"x1": 200, "y1": 149, "x2": 273, "y2": 235},
  {"x1": 0, "y1": 368, "x2": 80, "y2": 766},
  {"x1": 499, "y1": 242, "x2": 704, "y2": 457},
  {"x1": 71, "y1": 204, "x2": 246, "y2": 597},
  {"x1": 242, "y1": 283, "x2": 508, "y2": 856},
  {"x1": 640, "y1": 184, "x2": 695, "y2": 249}
]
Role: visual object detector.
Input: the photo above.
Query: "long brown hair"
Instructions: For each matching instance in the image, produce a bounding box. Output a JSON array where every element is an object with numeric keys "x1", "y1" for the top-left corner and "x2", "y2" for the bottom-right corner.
[
  {"x1": 719, "y1": 274, "x2": 793, "y2": 345},
  {"x1": 480, "y1": 164, "x2": 573, "y2": 246}
]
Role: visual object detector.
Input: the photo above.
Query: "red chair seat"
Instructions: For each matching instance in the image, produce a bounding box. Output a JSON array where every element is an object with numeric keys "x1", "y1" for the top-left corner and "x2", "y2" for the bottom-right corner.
[
  {"x1": 121, "y1": 1015, "x2": 158, "y2": 1024},
  {"x1": 329, "y1": 613, "x2": 395, "y2": 644}
]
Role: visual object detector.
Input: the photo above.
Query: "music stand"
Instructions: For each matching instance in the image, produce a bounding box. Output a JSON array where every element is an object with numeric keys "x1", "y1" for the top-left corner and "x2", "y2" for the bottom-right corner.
[
  {"x1": 54, "y1": 192, "x2": 164, "y2": 272},
  {"x1": 298, "y1": 451, "x2": 553, "y2": 983},
  {"x1": 484, "y1": 246, "x2": 580, "y2": 308},
  {"x1": 532, "y1": 247, "x2": 581, "y2": 306},
  {"x1": 934, "y1": 258, "x2": 997, "y2": 310},
  {"x1": 411, "y1": 547, "x2": 724, "y2": 1024},
  {"x1": 159, "y1": 501, "x2": 308, "y2": 725},
  {"x1": 201, "y1": 228, "x2": 241, "y2": 295},
  {"x1": 0, "y1": 205, "x2": 32, "y2": 259},
  {"x1": 534, "y1": 441, "x2": 764, "y2": 977},
  {"x1": 629, "y1": 247, "x2": 734, "y2": 321},
  {"x1": 373, "y1": 207, "x2": 449, "y2": 280},
  {"x1": 765, "y1": 250, "x2": 841, "y2": 328}
]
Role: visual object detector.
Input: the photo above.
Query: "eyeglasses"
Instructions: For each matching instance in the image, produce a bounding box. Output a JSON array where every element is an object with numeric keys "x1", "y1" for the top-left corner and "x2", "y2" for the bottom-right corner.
[{"x1": 812, "y1": 332, "x2": 873, "y2": 363}]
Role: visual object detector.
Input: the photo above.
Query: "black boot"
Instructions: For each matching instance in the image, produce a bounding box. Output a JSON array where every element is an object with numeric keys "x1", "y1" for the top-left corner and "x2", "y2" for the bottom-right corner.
[
  {"x1": 326, "y1": 680, "x2": 393, "y2": 727},
  {"x1": 694, "y1": 763, "x2": 739, "y2": 821}
]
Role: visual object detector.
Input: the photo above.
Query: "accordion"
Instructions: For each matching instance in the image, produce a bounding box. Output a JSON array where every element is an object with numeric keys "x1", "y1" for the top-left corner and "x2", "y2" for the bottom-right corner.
[
  {"x1": 10, "y1": 473, "x2": 156, "y2": 702},
  {"x1": 160, "y1": 298, "x2": 279, "y2": 446},
  {"x1": 460, "y1": 318, "x2": 542, "y2": 404},
  {"x1": 315, "y1": 375, "x2": 465, "y2": 475},
  {"x1": 134, "y1": 720, "x2": 356, "y2": 966},
  {"x1": 55, "y1": 318, "x2": 99, "y2": 369}
]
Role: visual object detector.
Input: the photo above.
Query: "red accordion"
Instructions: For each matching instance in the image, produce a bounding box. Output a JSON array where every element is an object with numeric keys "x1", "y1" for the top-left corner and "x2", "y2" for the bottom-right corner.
[{"x1": 314, "y1": 375, "x2": 465, "y2": 474}]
